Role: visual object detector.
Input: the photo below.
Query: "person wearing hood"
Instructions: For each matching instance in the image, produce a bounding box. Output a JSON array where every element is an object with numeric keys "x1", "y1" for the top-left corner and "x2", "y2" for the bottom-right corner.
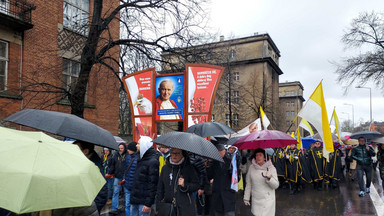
[
  {"x1": 157, "y1": 144, "x2": 170, "y2": 175},
  {"x1": 243, "y1": 148, "x2": 279, "y2": 216},
  {"x1": 156, "y1": 148, "x2": 199, "y2": 216},
  {"x1": 107, "y1": 143, "x2": 129, "y2": 215},
  {"x1": 130, "y1": 136, "x2": 159, "y2": 216}
]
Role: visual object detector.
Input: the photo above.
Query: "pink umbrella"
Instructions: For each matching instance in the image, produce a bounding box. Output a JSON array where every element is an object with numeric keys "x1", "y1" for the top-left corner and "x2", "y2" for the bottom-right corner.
[{"x1": 233, "y1": 130, "x2": 297, "y2": 149}]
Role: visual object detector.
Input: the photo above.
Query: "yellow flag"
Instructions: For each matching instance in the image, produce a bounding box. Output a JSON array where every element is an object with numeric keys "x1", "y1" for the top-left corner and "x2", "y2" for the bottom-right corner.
[
  {"x1": 298, "y1": 81, "x2": 334, "y2": 161},
  {"x1": 260, "y1": 106, "x2": 270, "y2": 129},
  {"x1": 331, "y1": 108, "x2": 341, "y2": 144},
  {"x1": 296, "y1": 128, "x2": 302, "y2": 150}
]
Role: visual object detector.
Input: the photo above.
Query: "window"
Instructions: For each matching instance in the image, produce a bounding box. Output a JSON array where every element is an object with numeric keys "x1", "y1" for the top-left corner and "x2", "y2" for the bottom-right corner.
[
  {"x1": 286, "y1": 111, "x2": 290, "y2": 117},
  {"x1": 229, "y1": 50, "x2": 236, "y2": 59},
  {"x1": 0, "y1": 0, "x2": 9, "y2": 14},
  {"x1": 233, "y1": 91, "x2": 239, "y2": 104},
  {"x1": 226, "y1": 73, "x2": 230, "y2": 82},
  {"x1": 225, "y1": 114, "x2": 230, "y2": 126},
  {"x1": 234, "y1": 72, "x2": 239, "y2": 81},
  {"x1": 0, "y1": 40, "x2": 8, "y2": 91},
  {"x1": 291, "y1": 91, "x2": 295, "y2": 96},
  {"x1": 211, "y1": 114, "x2": 215, "y2": 122},
  {"x1": 233, "y1": 114, "x2": 239, "y2": 126},
  {"x1": 291, "y1": 111, "x2": 295, "y2": 116},
  {"x1": 291, "y1": 101, "x2": 295, "y2": 107},
  {"x1": 286, "y1": 102, "x2": 290, "y2": 107},
  {"x1": 63, "y1": 0, "x2": 89, "y2": 35},
  {"x1": 62, "y1": 58, "x2": 80, "y2": 98},
  {"x1": 225, "y1": 91, "x2": 230, "y2": 104}
]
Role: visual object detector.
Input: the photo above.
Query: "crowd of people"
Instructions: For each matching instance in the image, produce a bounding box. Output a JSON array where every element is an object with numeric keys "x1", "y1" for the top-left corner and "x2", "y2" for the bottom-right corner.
[
  {"x1": 6, "y1": 134, "x2": 383, "y2": 216},
  {"x1": 97, "y1": 135, "x2": 384, "y2": 216}
]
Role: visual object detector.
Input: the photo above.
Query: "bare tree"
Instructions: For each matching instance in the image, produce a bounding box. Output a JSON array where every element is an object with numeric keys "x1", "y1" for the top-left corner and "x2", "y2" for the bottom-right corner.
[{"x1": 335, "y1": 11, "x2": 384, "y2": 91}]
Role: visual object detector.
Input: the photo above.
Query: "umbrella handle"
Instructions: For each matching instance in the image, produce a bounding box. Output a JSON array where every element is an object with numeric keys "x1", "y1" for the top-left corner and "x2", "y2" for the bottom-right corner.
[{"x1": 261, "y1": 168, "x2": 269, "y2": 178}]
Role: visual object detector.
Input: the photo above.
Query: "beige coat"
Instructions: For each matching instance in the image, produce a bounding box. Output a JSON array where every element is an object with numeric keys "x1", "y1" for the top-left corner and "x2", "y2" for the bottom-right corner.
[{"x1": 244, "y1": 159, "x2": 279, "y2": 216}]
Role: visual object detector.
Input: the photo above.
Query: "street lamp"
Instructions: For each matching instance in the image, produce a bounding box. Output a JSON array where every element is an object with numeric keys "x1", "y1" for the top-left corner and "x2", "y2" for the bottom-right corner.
[
  {"x1": 343, "y1": 103, "x2": 354, "y2": 128},
  {"x1": 356, "y1": 86, "x2": 372, "y2": 123},
  {"x1": 341, "y1": 112, "x2": 351, "y2": 129}
]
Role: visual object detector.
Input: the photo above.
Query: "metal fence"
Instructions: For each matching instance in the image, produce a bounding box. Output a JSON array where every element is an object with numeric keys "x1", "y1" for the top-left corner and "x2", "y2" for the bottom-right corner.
[{"x1": 0, "y1": 0, "x2": 35, "y2": 23}]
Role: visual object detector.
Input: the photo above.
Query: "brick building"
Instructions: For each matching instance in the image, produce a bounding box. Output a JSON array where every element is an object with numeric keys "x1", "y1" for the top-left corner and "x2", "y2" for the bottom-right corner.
[
  {"x1": 278, "y1": 81, "x2": 305, "y2": 134},
  {"x1": 0, "y1": 0, "x2": 120, "y2": 134},
  {"x1": 162, "y1": 33, "x2": 283, "y2": 131}
]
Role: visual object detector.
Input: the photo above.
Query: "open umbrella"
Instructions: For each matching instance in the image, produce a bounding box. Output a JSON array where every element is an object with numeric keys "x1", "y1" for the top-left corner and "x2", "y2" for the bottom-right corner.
[
  {"x1": 371, "y1": 137, "x2": 384, "y2": 144},
  {"x1": 4, "y1": 109, "x2": 118, "y2": 150},
  {"x1": 0, "y1": 127, "x2": 106, "y2": 214},
  {"x1": 301, "y1": 137, "x2": 318, "y2": 149},
  {"x1": 225, "y1": 136, "x2": 244, "y2": 146},
  {"x1": 350, "y1": 131, "x2": 383, "y2": 140},
  {"x1": 185, "y1": 122, "x2": 235, "y2": 137},
  {"x1": 233, "y1": 130, "x2": 297, "y2": 149},
  {"x1": 153, "y1": 131, "x2": 224, "y2": 162}
]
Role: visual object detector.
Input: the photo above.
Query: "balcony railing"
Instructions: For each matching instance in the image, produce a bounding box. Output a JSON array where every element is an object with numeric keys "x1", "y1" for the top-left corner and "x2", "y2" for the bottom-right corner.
[{"x1": 0, "y1": 0, "x2": 35, "y2": 24}]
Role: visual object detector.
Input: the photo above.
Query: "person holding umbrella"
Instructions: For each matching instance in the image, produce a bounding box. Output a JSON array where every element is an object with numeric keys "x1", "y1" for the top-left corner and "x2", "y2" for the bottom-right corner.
[
  {"x1": 243, "y1": 148, "x2": 279, "y2": 216},
  {"x1": 351, "y1": 136, "x2": 376, "y2": 197},
  {"x1": 156, "y1": 148, "x2": 199, "y2": 216}
]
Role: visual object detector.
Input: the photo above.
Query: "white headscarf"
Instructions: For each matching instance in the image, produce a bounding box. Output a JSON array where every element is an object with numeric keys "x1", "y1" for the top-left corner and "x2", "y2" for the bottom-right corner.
[{"x1": 138, "y1": 136, "x2": 153, "y2": 158}]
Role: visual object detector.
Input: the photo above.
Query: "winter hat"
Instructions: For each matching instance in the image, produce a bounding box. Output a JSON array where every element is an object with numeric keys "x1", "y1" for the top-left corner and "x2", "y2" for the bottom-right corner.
[
  {"x1": 127, "y1": 142, "x2": 137, "y2": 152},
  {"x1": 254, "y1": 148, "x2": 265, "y2": 155},
  {"x1": 216, "y1": 144, "x2": 226, "y2": 151}
]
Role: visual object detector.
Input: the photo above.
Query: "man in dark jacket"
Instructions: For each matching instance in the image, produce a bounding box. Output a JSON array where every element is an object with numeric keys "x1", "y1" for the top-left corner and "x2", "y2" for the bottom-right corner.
[
  {"x1": 208, "y1": 144, "x2": 239, "y2": 216},
  {"x1": 108, "y1": 143, "x2": 128, "y2": 215},
  {"x1": 123, "y1": 142, "x2": 139, "y2": 216},
  {"x1": 351, "y1": 137, "x2": 376, "y2": 197},
  {"x1": 75, "y1": 140, "x2": 108, "y2": 213},
  {"x1": 309, "y1": 141, "x2": 325, "y2": 191},
  {"x1": 189, "y1": 153, "x2": 209, "y2": 216},
  {"x1": 130, "y1": 136, "x2": 159, "y2": 216}
]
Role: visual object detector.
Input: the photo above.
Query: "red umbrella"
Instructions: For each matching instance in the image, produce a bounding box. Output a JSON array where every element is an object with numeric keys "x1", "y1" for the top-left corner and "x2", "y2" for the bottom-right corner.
[{"x1": 233, "y1": 130, "x2": 297, "y2": 149}]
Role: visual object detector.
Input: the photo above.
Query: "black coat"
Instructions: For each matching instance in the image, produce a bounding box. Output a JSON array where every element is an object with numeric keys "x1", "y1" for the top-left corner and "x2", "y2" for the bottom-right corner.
[
  {"x1": 189, "y1": 154, "x2": 208, "y2": 190},
  {"x1": 208, "y1": 155, "x2": 238, "y2": 213},
  {"x1": 309, "y1": 147, "x2": 326, "y2": 182},
  {"x1": 156, "y1": 157, "x2": 199, "y2": 216},
  {"x1": 89, "y1": 151, "x2": 108, "y2": 212},
  {"x1": 108, "y1": 146, "x2": 128, "y2": 179},
  {"x1": 130, "y1": 147, "x2": 159, "y2": 207}
]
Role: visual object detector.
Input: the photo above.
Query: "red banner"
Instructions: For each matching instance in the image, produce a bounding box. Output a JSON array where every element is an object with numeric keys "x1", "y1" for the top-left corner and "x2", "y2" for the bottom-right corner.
[{"x1": 123, "y1": 69, "x2": 154, "y2": 142}]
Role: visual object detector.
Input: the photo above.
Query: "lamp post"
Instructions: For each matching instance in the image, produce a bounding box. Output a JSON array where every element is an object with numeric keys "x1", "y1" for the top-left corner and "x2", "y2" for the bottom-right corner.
[
  {"x1": 341, "y1": 112, "x2": 350, "y2": 129},
  {"x1": 356, "y1": 86, "x2": 372, "y2": 123},
  {"x1": 343, "y1": 103, "x2": 354, "y2": 128}
]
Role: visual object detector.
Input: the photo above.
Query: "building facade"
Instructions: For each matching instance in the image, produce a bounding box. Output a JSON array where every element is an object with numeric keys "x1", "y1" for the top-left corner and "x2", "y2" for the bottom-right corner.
[
  {"x1": 162, "y1": 33, "x2": 283, "y2": 131},
  {"x1": 0, "y1": 0, "x2": 120, "y2": 134},
  {"x1": 278, "y1": 81, "x2": 305, "y2": 134}
]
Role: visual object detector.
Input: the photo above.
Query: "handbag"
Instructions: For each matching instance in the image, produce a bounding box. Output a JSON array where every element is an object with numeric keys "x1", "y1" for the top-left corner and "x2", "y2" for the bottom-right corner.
[{"x1": 156, "y1": 202, "x2": 175, "y2": 216}]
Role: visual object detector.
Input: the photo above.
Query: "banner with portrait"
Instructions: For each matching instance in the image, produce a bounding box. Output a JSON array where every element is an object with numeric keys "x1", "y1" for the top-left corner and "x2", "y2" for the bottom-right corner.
[{"x1": 155, "y1": 75, "x2": 184, "y2": 120}]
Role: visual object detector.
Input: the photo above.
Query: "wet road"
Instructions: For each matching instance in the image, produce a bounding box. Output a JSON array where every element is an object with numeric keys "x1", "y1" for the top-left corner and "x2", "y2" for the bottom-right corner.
[{"x1": 102, "y1": 169, "x2": 383, "y2": 216}]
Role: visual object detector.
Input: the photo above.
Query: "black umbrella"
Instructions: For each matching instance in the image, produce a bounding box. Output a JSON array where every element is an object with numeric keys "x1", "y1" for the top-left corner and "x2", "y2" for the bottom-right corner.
[
  {"x1": 4, "y1": 109, "x2": 118, "y2": 150},
  {"x1": 185, "y1": 122, "x2": 235, "y2": 137},
  {"x1": 225, "y1": 136, "x2": 244, "y2": 146},
  {"x1": 153, "y1": 131, "x2": 224, "y2": 162},
  {"x1": 350, "y1": 131, "x2": 383, "y2": 140}
]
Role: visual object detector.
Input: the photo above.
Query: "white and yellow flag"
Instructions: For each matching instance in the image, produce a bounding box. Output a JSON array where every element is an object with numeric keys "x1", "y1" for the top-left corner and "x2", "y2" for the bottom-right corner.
[
  {"x1": 298, "y1": 81, "x2": 334, "y2": 161},
  {"x1": 299, "y1": 118, "x2": 314, "y2": 136},
  {"x1": 330, "y1": 108, "x2": 341, "y2": 144},
  {"x1": 296, "y1": 128, "x2": 302, "y2": 150},
  {"x1": 260, "y1": 106, "x2": 270, "y2": 130}
]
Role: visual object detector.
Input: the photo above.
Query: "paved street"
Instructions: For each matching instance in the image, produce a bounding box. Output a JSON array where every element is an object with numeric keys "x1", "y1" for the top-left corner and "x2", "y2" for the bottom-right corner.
[{"x1": 102, "y1": 169, "x2": 384, "y2": 216}]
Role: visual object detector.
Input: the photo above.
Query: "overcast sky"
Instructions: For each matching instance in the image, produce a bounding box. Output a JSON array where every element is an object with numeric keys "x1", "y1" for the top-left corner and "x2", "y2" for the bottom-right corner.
[{"x1": 209, "y1": 0, "x2": 384, "y2": 127}]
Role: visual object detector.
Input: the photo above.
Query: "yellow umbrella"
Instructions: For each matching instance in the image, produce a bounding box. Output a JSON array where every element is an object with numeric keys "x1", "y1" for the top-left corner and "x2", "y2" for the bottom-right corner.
[{"x1": 0, "y1": 127, "x2": 106, "y2": 214}]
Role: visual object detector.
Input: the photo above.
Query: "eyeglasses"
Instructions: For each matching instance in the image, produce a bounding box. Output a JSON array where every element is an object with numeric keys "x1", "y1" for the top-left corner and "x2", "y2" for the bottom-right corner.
[{"x1": 171, "y1": 152, "x2": 182, "y2": 156}]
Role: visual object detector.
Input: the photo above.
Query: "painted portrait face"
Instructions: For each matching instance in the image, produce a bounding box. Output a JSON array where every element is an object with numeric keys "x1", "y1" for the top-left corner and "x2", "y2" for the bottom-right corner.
[{"x1": 158, "y1": 80, "x2": 174, "y2": 101}]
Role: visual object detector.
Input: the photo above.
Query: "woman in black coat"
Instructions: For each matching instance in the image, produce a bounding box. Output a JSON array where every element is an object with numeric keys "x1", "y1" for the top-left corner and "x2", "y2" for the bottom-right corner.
[{"x1": 156, "y1": 148, "x2": 199, "y2": 216}]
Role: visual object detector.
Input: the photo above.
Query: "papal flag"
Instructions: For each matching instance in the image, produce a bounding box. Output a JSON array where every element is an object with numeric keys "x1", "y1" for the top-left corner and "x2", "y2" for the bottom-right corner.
[
  {"x1": 260, "y1": 106, "x2": 270, "y2": 129},
  {"x1": 299, "y1": 118, "x2": 314, "y2": 136},
  {"x1": 330, "y1": 108, "x2": 341, "y2": 144},
  {"x1": 298, "y1": 81, "x2": 334, "y2": 161}
]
